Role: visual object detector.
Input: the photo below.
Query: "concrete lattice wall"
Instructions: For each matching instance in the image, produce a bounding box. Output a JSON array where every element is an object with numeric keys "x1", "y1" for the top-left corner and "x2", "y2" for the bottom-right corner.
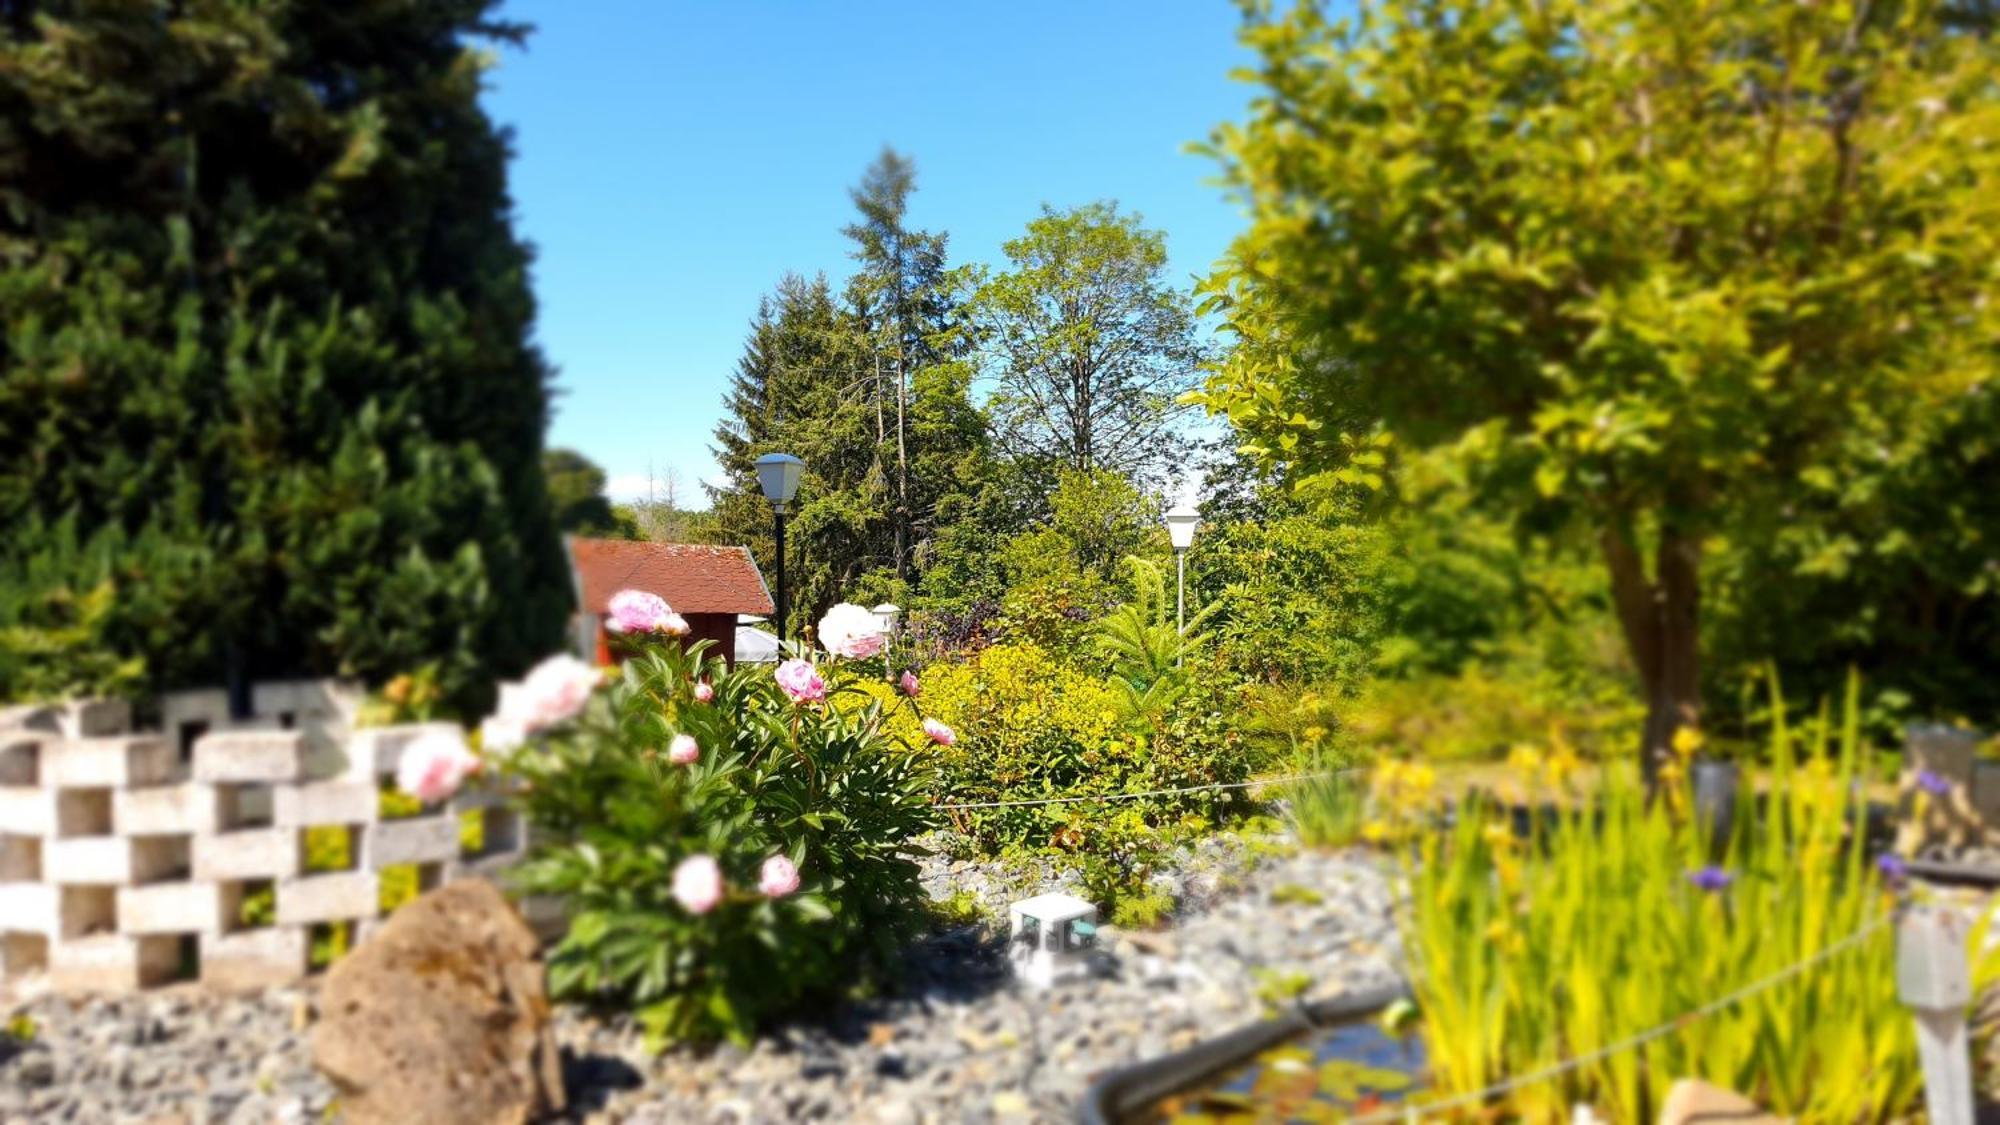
[{"x1": 0, "y1": 682, "x2": 526, "y2": 992}]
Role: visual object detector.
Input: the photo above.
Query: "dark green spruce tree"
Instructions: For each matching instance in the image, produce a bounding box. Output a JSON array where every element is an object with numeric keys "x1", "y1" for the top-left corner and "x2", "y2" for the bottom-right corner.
[{"x1": 0, "y1": 2, "x2": 570, "y2": 708}]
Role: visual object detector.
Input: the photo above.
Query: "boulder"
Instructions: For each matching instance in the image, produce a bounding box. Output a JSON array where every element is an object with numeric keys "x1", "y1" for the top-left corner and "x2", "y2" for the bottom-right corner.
[
  {"x1": 1657, "y1": 1078, "x2": 1787, "y2": 1125},
  {"x1": 311, "y1": 879, "x2": 564, "y2": 1125}
]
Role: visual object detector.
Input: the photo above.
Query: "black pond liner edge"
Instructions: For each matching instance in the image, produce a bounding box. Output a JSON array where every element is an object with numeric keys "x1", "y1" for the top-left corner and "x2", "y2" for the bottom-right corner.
[{"x1": 1078, "y1": 980, "x2": 1413, "y2": 1125}]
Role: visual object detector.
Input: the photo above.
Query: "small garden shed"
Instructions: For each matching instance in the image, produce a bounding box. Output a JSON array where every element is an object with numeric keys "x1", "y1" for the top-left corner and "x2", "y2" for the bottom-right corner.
[{"x1": 566, "y1": 538, "x2": 775, "y2": 668}]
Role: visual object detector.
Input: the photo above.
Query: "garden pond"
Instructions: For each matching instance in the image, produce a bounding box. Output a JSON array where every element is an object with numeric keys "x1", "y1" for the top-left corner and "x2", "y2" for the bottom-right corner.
[{"x1": 1152, "y1": 1021, "x2": 1426, "y2": 1124}]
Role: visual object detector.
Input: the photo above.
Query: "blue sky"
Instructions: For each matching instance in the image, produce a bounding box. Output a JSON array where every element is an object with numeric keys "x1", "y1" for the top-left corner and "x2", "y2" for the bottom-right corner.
[{"x1": 482, "y1": 1, "x2": 1262, "y2": 504}]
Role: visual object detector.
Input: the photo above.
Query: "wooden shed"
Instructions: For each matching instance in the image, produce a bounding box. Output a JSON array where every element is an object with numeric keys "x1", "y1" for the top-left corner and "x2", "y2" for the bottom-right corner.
[{"x1": 566, "y1": 537, "x2": 775, "y2": 668}]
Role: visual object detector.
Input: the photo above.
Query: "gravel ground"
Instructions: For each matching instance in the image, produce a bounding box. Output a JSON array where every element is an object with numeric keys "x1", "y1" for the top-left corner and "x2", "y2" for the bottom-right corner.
[{"x1": 0, "y1": 831, "x2": 1403, "y2": 1124}]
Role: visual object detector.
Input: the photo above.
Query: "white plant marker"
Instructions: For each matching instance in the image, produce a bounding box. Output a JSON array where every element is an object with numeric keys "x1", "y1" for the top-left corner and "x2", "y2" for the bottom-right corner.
[{"x1": 1897, "y1": 906, "x2": 1973, "y2": 1125}]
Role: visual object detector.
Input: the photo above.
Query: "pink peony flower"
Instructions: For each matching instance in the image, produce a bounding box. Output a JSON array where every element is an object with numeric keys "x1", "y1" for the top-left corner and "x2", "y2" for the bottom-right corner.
[
  {"x1": 671, "y1": 855, "x2": 723, "y2": 914},
  {"x1": 479, "y1": 714, "x2": 526, "y2": 753},
  {"x1": 667, "y1": 733, "x2": 700, "y2": 765},
  {"x1": 606, "y1": 589, "x2": 677, "y2": 635},
  {"x1": 922, "y1": 718, "x2": 956, "y2": 747},
  {"x1": 660, "y1": 612, "x2": 690, "y2": 636},
  {"x1": 899, "y1": 670, "x2": 920, "y2": 698},
  {"x1": 758, "y1": 855, "x2": 801, "y2": 898},
  {"x1": 395, "y1": 730, "x2": 480, "y2": 804},
  {"x1": 817, "y1": 603, "x2": 885, "y2": 659},
  {"x1": 693, "y1": 680, "x2": 715, "y2": 704},
  {"x1": 515, "y1": 654, "x2": 600, "y2": 730},
  {"x1": 775, "y1": 658, "x2": 827, "y2": 704}
]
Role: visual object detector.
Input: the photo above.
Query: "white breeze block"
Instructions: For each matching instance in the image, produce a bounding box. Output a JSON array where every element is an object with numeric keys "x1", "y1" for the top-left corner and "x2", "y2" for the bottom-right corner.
[
  {"x1": 202, "y1": 926, "x2": 308, "y2": 991},
  {"x1": 273, "y1": 781, "x2": 378, "y2": 828},
  {"x1": 345, "y1": 723, "x2": 463, "y2": 781},
  {"x1": 192, "y1": 829, "x2": 300, "y2": 882},
  {"x1": 276, "y1": 872, "x2": 377, "y2": 926},
  {"x1": 49, "y1": 933, "x2": 177, "y2": 993},
  {"x1": 252, "y1": 680, "x2": 364, "y2": 725},
  {"x1": 44, "y1": 837, "x2": 133, "y2": 885},
  {"x1": 193, "y1": 730, "x2": 307, "y2": 783},
  {"x1": 114, "y1": 783, "x2": 220, "y2": 836},
  {"x1": 45, "y1": 736, "x2": 176, "y2": 788},
  {"x1": 0, "y1": 882, "x2": 60, "y2": 937},
  {"x1": 363, "y1": 817, "x2": 459, "y2": 868},
  {"x1": 0, "y1": 785, "x2": 59, "y2": 836},
  {"x1": 118, "y1": 882, "x2": 223, "y2": 935},
  {"x1": 158, "y1": 688, "x2": 231, "y2": 737},
  {"x1": 54, "y1": 700, "x2": 132, "y2": 739},
  {"x1": 0, "y1": 735, "x2": 43, "y2": 785}
]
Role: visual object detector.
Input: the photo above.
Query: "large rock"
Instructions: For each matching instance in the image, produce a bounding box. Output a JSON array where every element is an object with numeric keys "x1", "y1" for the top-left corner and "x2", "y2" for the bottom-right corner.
[{"x1": 311, "y1": 879, "x2": 564, "y2": 1124}]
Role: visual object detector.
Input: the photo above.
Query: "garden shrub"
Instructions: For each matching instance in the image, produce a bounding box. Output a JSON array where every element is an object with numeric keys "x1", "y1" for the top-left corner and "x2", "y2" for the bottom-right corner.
[
  {"x1": 503, "y1": 628, "x2": 939, "y2": 1047},
  {"x1": 912, "y1": 641, "x2": 1265, "y2": 922}
]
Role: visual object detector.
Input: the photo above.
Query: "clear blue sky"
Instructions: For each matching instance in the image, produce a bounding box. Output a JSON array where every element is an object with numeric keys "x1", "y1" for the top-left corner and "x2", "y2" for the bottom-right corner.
[{"x1": 482, "y1": 1, "x2": 1262, "y2": 504}]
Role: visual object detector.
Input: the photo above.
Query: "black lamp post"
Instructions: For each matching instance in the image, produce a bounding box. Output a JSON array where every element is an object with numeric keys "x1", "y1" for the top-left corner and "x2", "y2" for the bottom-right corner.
[{"x1": 754, "y1": 453, "x2": 804, "y2": 645}]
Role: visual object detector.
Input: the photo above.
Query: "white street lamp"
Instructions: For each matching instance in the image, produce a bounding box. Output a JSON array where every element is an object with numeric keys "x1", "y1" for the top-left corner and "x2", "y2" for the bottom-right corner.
[
  {"x1": 872, "y1": 603, "x2": 901, "y2": 681},
  {"x1": 1164, "y1": 502, "x2": 1200, "y2": 637},
  {"x1": 754, "y1": 453, "x2": 805, "y2": 643}
]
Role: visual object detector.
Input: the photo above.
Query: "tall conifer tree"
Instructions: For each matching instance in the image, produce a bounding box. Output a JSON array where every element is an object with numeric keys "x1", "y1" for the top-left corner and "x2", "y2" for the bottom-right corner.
[{"x1": 0, "y1": 1, "x2": 569, "y2": 707}]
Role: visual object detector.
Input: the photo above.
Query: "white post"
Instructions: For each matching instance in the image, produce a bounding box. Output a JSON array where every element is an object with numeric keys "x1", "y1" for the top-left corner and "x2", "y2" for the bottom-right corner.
[
  {"x1": 1897, "y1": 906, "x2": 1975, "y2": 1125},
  {"x1": 1175, "y1": 550, "x2": 1186, "y2": 637}
]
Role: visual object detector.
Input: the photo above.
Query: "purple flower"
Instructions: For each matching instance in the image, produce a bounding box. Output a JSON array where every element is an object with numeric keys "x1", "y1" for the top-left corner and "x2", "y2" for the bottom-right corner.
[
  {"x1": 1917, "y1": 769, "x2": 1951, "y2": 796},
  {"x1": 1687, "y1": 866, "x2": 1734, "y2": 893},
  {"x1": 1876, "y1": 852, "x2": 1909, "y2": 884}
]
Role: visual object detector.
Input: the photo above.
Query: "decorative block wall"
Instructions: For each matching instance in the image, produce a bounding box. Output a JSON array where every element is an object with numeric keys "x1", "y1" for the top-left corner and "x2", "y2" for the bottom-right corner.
[{"x1": 0, "y1": 681, "x2": 529, "y2": 993}]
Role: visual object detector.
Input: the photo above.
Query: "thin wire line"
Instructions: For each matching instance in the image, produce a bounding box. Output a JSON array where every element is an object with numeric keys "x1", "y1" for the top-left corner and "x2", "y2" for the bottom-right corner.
[
  {"x1": 933, "y1": 768, "x2": 1364, "y2": 811},
  {"x1": 1351, "y1": 909, "x2": 1899, "y2": 1123}
]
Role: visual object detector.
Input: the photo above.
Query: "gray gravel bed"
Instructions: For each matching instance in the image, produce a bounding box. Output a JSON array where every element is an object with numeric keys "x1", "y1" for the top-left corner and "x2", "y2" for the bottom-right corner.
[{"x1": 0, "y1": 832, "x2": 1403, "y2": 1124}]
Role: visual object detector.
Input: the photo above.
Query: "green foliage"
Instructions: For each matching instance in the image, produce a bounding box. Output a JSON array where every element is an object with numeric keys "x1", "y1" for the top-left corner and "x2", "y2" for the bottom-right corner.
[
  {"x1": 0, "y1": 578, "x2": 143, "y2": 703},
  {"x1": 1282, "y1": 764, "x2": 1369, "y2": 851},
  {"x1": 1200, "y1": 0, "x2": 2000, "y2": 758},
  {"x1": 505, "y1": 635, "x2": 938, "y2": 1047},
  {"x1": 967, "y1": 202, "x2": 1204, "y2": 489},
  {"x1": 1399, "y1": 681, "x2": 1995, "y2": 1120},
  {"x1": 1093, "y1": 556, "x2": 1215, "y2": 722},
  {"x1": 707, "y1": 152, "x2": 991, "y2": 637},
  {"x1": 543, "y1": 449, "x2": 638, "y2": 539},
  {"x1": 0, "y1": 2, "x2": 572, "y2": 710}
]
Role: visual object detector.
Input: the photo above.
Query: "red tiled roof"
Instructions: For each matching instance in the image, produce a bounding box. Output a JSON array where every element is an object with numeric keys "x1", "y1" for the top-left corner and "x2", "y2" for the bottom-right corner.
[{"x1": 568, "y1": 538, "x2": 775, "y2": 616}]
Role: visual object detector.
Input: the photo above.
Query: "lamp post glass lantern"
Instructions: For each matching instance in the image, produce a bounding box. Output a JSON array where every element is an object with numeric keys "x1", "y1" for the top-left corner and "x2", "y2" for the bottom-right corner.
[
  {"x1": 755, "y1": 453, "x2": 804, "y2": 644},
  {"x1": 872, "y1": 603, "x2": 901, "y2": 681},
  {"x1": 1164, "y1": 503, "x2": 1200, "y2": 637}
]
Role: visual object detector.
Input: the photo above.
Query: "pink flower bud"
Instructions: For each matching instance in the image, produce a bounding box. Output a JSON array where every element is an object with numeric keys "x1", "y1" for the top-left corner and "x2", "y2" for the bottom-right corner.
[
  {"x1": 758, "y1": 855, "x2": 801, "y2": 898},
  {"x1": 899, "y1": 670, "x2": 920, "y2": 698},
  {"x1": 671, "y1": 855, "x2": 723, "y2": 915},
  {"x1": 922, "y1": 718, "x2": 956, "y2": 747},
  {"x1": 667, "y1": 734, "x2": 700, "y2": 765},
  {"x1": 693, "y1": 680, "x2": 715, "y2": 704}
]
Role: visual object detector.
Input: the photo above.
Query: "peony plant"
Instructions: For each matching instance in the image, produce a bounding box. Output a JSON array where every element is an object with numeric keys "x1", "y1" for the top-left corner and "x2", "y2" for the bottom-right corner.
[{"x1": 472, "y1": 599, "x2": 941, "y2": 1046}]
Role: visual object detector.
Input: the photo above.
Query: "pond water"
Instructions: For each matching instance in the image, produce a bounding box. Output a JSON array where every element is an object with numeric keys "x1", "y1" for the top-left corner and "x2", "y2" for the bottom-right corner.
[{"x1": 1154, "y1": 1022, "x2": 1428, "y2": 1124}]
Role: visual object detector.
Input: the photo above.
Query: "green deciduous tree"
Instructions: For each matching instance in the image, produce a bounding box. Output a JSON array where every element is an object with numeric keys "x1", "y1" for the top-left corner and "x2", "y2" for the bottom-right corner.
[
  {"x1": 1200, "y1": 0, "x2": 2000, "y2": 771},
  {"x1": 0, "y1": 1, "x2": 571, "y2": 709},
  {"x1": 968, "y1": 202, "x2": 1204, "y2": 491}
]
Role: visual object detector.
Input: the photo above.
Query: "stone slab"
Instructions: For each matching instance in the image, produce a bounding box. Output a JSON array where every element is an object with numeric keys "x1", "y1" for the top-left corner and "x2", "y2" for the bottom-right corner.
[
  {"x1": 0, "y1": 881, "x2": 60, "y2": 937},
  {"x1": 118, "y1": 881, "x2": 223, "y2": 935},
  {"x1": 193, "y1": 828, "x2": 300, "y2": 882},
  {"x1": 274, "y1": 781, "x2": 380, "y2": 829},
  {"x1": 115, "y1": 783, "x2": 220, "y2": 836},
  {"x1": 0, "y1": 784, "x2": 59, "y2": 836},
  {"x1": 202, "y1": 926, "x2": 309, "y2": 992},
  {"x1": 276, "y1": 872, "x2": 378, "y2": 926},
  {"x1": 46, "y1": 736, "x2": 177, "y2": 788},
  {"x1": 44, "y1": 836, "x2": 132, "y2": 885},
  {"x1": 363, "y1": 816, "x2": 460, "y2": 869},
  {"x1": 193, "y1": 730, "x2": 307, "y2": 784},
  {"x1": 48, "y1": 933, "x2": 179, "y2": 993}
]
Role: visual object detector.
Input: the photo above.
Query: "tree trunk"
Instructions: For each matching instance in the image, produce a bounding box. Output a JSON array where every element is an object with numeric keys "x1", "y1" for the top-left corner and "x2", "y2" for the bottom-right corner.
[
  {"x1": 894, "y1": 350, "x2": 908, "y2": 584},
  {"x1": 1601, "y1": 523, "x2": 1703, "y2": 788}
]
